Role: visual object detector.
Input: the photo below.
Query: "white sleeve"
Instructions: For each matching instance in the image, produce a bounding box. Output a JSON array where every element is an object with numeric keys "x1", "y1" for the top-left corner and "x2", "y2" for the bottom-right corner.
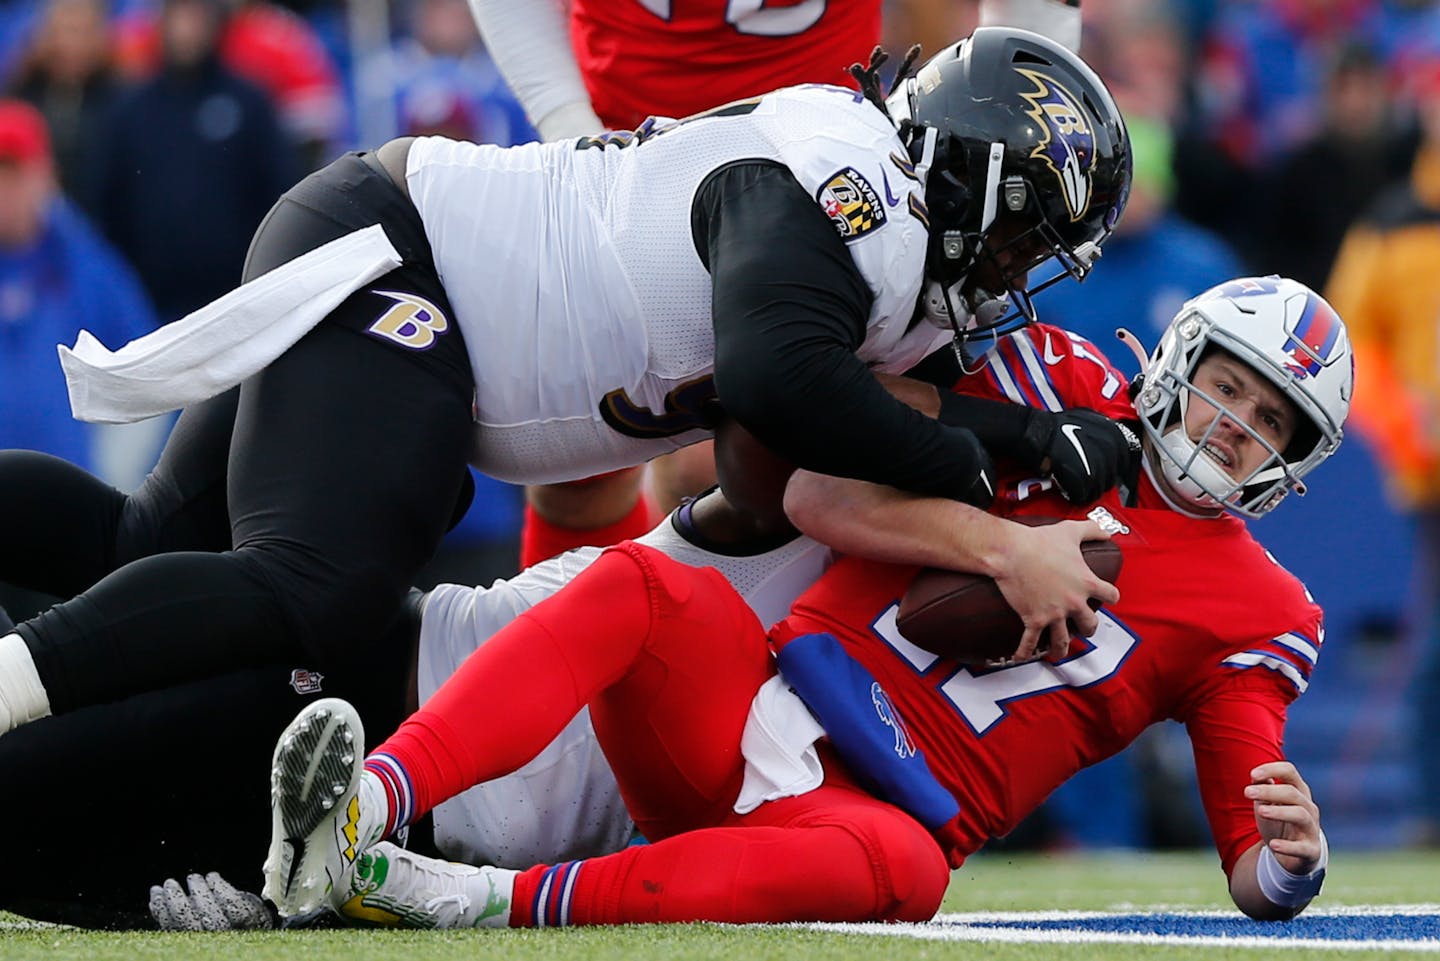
[
  {"x1": 416, "y1": 547, "x2": 604, "y2": 702},
  {"x1": 465, "y1": 0, "x2": 605, "y2": 139},
  {"x1": 978, "y1": 0, "x2": 1082, "y2": 52}
]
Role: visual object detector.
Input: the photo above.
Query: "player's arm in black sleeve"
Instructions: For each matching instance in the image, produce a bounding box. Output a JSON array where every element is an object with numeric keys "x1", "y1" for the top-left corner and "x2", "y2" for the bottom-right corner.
[
  {"x1": 907, "y1": 345, "x2": 1144, "y2": 504},
  {"x1": 694, "y1": 161, "x2": 993, "y2": 506}
]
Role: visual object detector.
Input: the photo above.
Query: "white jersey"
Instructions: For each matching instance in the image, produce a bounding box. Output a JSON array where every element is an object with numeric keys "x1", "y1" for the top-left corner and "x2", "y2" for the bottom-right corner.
[
  {"x1": 416, "y1": 515, "x2": 834, "y2": 868},
  {"x1": 406, "y1": 85, "x2": 941, "y2": 484}
]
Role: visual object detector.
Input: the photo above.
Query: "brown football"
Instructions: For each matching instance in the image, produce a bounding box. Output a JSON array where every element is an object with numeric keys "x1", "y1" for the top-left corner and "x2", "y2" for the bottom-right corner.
[{"x1": 894, "y1": 516, "x2": 1123, "y2": 664}]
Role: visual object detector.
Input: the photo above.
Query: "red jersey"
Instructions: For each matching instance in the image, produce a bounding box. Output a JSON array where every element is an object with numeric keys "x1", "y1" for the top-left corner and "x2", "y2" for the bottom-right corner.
[
  {"x1": 772, "y1": 325, "x2": 1324, "y2": 875},
  {"x1": 570, "y1": 0, "x2": 881, "y2": 130}
]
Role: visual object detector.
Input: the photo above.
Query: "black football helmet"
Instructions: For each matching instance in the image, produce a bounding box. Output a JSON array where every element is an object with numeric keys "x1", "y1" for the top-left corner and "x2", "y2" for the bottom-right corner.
[{"x1": 885, "y1": 27, "x2": 1132, "y2": 362}]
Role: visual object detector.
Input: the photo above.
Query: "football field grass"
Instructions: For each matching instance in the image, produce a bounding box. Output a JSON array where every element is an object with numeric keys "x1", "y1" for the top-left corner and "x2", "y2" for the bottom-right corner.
[{"x1": 4, "y1": 849, "x2": 1437, "y2": 961}]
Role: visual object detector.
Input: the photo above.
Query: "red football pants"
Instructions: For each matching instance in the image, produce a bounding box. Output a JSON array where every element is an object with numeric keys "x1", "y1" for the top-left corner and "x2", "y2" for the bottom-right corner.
[
  {"x1": 370, "y1": 542, "x2": 949, "y2": 924},
  {"x1": 518, "y1": 472, "x2": 657, "y2": 569}
]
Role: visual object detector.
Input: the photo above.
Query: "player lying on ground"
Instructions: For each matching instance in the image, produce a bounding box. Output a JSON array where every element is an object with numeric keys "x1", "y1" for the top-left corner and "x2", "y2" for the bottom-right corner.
[
  {"x1": 0, "y1": 379, "x2": 1124, "y2": 931},
  {"x1": 262, "y1": 276, "x2": 1344, "y2": 928},
  {"x1": 137, "y1": 411, "x2": 1118, "y2": 931}
]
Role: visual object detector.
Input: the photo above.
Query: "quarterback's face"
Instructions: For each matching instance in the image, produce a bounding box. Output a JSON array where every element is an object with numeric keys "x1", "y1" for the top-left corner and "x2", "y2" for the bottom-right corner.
[{"x1": 1176, "y1": 353, "x2": 1298, "y2": 482}]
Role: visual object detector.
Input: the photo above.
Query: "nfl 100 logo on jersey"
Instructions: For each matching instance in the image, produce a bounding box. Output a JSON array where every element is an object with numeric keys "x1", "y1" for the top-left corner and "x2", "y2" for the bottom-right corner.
[{"x1": 817, "y1": 167, "x2": 886, "y2": 241}]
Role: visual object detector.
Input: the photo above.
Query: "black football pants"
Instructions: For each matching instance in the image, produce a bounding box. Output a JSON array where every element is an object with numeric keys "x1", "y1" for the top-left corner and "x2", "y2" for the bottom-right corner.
[{"x1": 0, "y1": 151, "x2": 475, "y2": 715}]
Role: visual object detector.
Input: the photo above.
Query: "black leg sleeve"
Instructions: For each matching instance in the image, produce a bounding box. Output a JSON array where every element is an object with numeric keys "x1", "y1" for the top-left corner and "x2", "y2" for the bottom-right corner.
[
  {"x1": 0, "y1": 386, "x2": 236, "y2": 603},
  {"x1": 0, "y1": 643, "x2": 411, "y2": 929},
  {"x1": 0, "y1": 451, "x2": 128, "y2": 598},
  {"x1": 13, "y1": 149, "x2": 473, "y2": 718},
  {"x1": 19, "y1": 321, "x2": 473, "y2": 715}
]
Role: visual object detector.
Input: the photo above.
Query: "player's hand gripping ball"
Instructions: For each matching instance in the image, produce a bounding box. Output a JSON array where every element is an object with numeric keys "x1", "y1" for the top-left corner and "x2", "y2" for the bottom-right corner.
[{"x1": 895, "y1": 516, "x2": 1123, "y2": 664}]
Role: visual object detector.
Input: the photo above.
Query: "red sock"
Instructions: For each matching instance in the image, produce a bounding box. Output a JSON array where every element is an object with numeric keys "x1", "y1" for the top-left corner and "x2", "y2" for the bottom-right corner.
[{"x1": 519, "y1": 492, "x2": 657, "y2": 569}]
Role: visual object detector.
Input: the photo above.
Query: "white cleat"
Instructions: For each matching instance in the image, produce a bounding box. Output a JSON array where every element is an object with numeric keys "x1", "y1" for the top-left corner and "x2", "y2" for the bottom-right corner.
[
  {"x1": 261, "y1": 698, "x2": 380, "y2": 918},
  {"x1": 337, "y1": 841, "x2": 515, "y2": 929}
]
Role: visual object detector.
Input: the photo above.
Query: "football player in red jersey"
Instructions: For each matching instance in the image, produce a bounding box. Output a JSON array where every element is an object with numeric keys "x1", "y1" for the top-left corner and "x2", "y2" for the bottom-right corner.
[
  {"x1": 465, "y1": 0, "x2": 1087, "y2": 570},
  {"x1": 262, "y1": 275, "x2": 1345, "y2": 927}
]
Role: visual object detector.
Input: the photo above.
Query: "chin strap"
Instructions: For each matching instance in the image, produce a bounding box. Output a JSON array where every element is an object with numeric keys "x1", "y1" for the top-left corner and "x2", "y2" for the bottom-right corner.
[
  {"x1": 912, "y1": 124, "x2": 939, "y2": 184},
  {"x1": 1114, "y1": 327, "x2": 1151, "y2": 377}
]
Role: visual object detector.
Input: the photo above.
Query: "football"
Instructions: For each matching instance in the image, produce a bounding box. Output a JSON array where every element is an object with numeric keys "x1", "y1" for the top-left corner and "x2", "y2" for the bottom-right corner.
[{"x1": 894, "y1": 516, "x2": 1123, "y2": 664}]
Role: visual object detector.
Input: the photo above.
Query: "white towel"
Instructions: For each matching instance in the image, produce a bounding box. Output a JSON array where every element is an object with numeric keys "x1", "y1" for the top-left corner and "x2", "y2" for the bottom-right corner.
[
  {"x1": 733, "y1": 674, "x2": 827, "y2": 815},
  {"x1": 60, "y1": 224, "x2": 403, "y2": 424}
]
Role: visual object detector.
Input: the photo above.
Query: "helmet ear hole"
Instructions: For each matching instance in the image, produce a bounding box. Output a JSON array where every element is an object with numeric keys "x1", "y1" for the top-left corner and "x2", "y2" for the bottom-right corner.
[
  {"x1": 1282, "y1": 420, "x2": 1321, "y2": 465},
  {"x1": 935, "y1": 187, "x2": 969, "y2": 221}
]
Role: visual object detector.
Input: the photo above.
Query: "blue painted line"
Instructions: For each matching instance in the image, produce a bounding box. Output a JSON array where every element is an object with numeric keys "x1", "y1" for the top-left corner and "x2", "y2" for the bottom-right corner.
[{"x1": 956, "y1": 913, "x2": 1440, "y2": 942}]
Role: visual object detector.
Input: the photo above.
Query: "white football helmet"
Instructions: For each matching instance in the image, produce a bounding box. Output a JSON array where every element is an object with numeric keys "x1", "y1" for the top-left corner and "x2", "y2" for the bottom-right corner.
[{"x1": 1133, "y1": 276, "x2": 1352, "y2": 518}]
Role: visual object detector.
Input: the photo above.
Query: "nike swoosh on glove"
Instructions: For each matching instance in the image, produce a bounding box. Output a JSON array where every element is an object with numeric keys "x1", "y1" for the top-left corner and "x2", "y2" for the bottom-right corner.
[
  {"x1": 1021, "y1": 408, "x2": 1142, "y2": 504},
  {"x1": 952, "y1": 428, "x2": 999, "y2": 508},
  {"x1": 149, "y1": 872, "x2": 275, "y2": 931}
]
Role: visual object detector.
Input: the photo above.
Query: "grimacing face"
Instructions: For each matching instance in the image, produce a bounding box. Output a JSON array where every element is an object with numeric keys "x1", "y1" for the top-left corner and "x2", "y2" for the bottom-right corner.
[{"x1": 1172, "y1": 351, "x2": 1299, "y2": 484}]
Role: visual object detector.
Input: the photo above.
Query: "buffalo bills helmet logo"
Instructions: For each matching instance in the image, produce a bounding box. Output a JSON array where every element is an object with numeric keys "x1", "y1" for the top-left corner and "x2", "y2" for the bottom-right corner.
[
  {"x1": 1282, "y1": 291, "x2": 1344, "y2": 379},
  {"x1": 1016, "y1": 67, "x2": 1095, "y2": 222}
]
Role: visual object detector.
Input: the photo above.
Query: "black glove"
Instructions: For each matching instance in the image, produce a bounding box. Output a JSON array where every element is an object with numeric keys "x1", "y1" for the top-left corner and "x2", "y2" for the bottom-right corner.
[
  {"x1": 951, "y1": 427, "x2": 999, "y2": 509},
  {"x1": 1019, "y1": 407, "x2": 1142, "y2": 504}
]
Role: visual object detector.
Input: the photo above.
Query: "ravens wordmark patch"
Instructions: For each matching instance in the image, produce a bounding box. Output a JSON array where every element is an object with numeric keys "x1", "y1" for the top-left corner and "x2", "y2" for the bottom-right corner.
[{"x1": 817, "y1": 167, "x2": 886, "y2": 241}]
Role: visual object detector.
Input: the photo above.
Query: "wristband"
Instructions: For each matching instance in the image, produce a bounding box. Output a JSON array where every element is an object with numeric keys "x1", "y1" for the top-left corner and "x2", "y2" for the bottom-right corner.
[{"x1": 1255, "y1": 831, "x2": 1328, "y2": 907}]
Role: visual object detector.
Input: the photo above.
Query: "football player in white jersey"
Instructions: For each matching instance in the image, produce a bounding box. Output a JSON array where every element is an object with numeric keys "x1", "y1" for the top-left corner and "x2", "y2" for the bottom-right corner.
[{"x1": 0, "y1": 32, "x2": 1132, "y2": 788}]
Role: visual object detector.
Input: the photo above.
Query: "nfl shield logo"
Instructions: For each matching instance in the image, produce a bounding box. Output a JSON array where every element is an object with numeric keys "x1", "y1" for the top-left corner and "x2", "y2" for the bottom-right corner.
[{"x1": 290, "y1": 668, "x2": 325, "y2": 695}]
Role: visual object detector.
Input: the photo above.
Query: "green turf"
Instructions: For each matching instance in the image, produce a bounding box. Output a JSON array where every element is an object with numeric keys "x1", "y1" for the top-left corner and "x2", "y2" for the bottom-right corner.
[{"x1": 4, "y1": 850, "x2": 1436, "y2": 961}]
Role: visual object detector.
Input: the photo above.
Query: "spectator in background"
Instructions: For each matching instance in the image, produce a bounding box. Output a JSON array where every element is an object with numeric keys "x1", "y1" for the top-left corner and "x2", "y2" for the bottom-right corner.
[
  {"x1": 0, "y1": 1, "x2": 42, "y2": 83},
  {"x1": 115, "y1": 0, "x2": 346, "y2": 172},
  {"x1": 387, "y1": 0, "x2": 534, "y2": 146},
  {"x1": 7, "y1": 0, "x2": 123, "y2": 218},
  {"x1": 1325, "y1": 57, "x2": 1440, "y2": 849},
  {"x1": 1175, "y1": 0, "x2": 1396, "y2": 264},
  {"x1": 94, "y1": 0, "x2": 297, "y2": 323},
  {"x1": 1262, "y1": 41, "x2": 1416, "y2": 291},
  {"x1": 0, "y1": 99, "x2": 162, "y2": 620}
]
